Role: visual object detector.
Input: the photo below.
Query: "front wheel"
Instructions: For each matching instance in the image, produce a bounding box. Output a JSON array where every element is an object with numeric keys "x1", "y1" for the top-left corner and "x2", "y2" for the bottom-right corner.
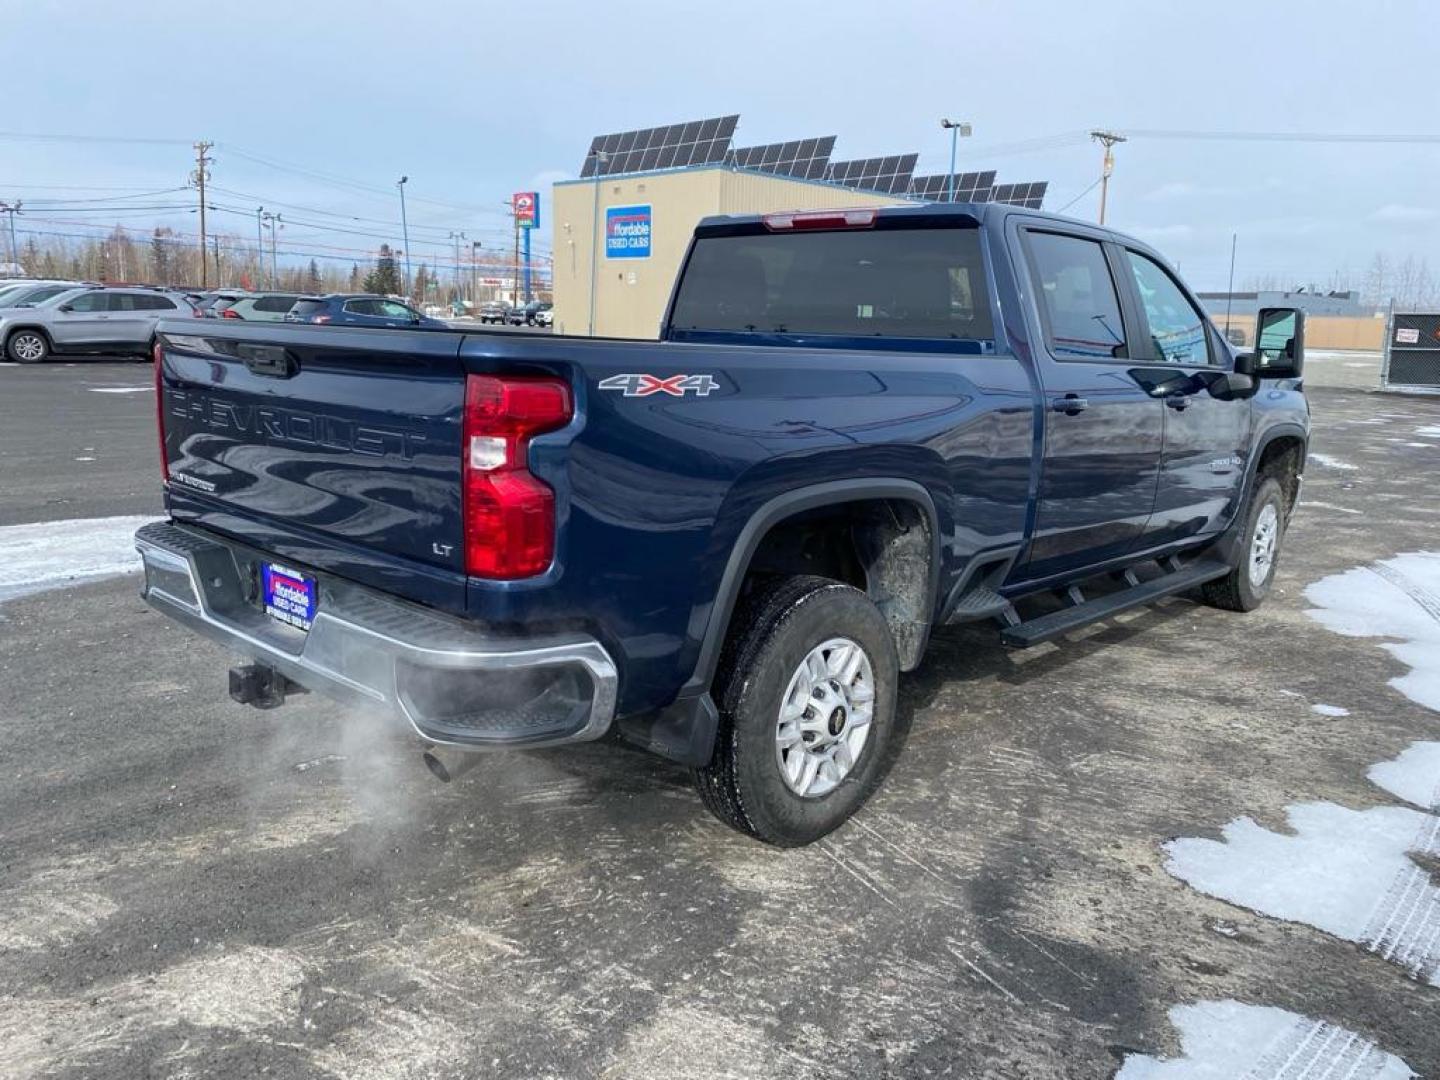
[
  {"x1": 695, "y1": 575, "x2": 903, "y2": 846},
  {"x1": 1200, "y1": 475, "x2": 1287, "y2": 612},
  {"x1": 7, "y1": 330, "x2": 49, "y2": 364}
]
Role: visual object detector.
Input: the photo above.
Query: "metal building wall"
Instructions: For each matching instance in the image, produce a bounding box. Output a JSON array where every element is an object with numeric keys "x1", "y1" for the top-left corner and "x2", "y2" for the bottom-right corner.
[{"x1": 551, "y1": 166, "x2": 909, "y2": 339}]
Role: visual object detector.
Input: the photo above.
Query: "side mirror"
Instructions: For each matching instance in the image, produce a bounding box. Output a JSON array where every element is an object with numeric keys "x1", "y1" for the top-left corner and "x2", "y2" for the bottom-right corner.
[
  {"x1": 1254, "y1": 308, "x2": 1304, "y2": 380},
  {"x1": 57, "y1": 303, "x2": 74, "y2": 313},
  {"x1": 1232, "y1": 351, "x2": 1257, "y2": 377}
]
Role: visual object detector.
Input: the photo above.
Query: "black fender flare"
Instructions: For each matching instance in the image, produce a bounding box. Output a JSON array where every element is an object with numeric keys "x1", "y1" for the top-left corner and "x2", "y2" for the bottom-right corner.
[
  {"x1": 4, "y1": 324, "x2": 54, "y2": 353},
  {"x1": 620, "y1": 479, "x2": 941, "y2": 766},
  {"x1": 1209, "y1": 422, "x2": 1309, "y2": 565}
]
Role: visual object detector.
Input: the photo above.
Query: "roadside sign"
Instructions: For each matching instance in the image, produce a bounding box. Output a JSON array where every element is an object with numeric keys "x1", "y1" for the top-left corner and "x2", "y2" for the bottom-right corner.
[
  {"x1": 513, "y1": 191, "x2": 539, "y2": 229},
  {"x1": 605, "y1": 204, "x2": 651, "y2": 259},
  {"x1": 1396, "y1": 327, "x2": 1419, "y2": 344}
]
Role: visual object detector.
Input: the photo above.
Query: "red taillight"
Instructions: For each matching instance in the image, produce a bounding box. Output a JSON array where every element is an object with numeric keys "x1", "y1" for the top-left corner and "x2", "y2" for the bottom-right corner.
[
  {"x1": 762, "y1": 208, "x2": 878, "y2": 231},
  {"x1": 310, "y1": 314, "x2": 331, "y2": 324},
  {"x1": 462, "y1": 374, "x2": 572, "y2": 579},
  {"x1": 220, "y1": 307, "x2": 241, "y2": 319},
  {"x1": 153, "y1": 339, "x2": 170, "y2": 483},
  {"x1": 190, "y1": 306, "x2": 204, "y2": 319}
]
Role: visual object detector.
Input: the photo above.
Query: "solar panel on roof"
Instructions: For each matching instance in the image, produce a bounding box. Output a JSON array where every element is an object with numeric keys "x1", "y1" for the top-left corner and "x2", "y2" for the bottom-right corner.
[
  {"x1": 580, "y1": 115, "x2": 739, "y2": 176},
  {"x1": 729, "y1": 135, "x2": 836, "y2": 181},
  {"x1": 825, "y1": 153, "x2": 917, "y2": 195}
]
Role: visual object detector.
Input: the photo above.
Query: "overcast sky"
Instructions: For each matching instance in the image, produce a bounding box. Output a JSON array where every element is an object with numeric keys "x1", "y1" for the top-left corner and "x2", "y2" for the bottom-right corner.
[{"x1": 3, "y1": 0, "x2": 1436, "y2": 290}]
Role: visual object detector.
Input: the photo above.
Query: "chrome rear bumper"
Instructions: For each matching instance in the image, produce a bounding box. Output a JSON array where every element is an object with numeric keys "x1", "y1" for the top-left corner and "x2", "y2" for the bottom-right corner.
[{"x1": 135, "y1": 521, "x2": 617, "y2": 750}]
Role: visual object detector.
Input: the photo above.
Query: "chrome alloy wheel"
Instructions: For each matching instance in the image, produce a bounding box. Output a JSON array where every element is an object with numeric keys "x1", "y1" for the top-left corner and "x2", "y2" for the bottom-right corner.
[
  {"x1": 775, "y1": 637, "x2": 875, "y2": 798},
  {"x1": 1249, "y1": 502, "x2": 1280, "y2": 588},
  {"x1": 11, "y1": 333, "x2": 44, "y2": 362}
]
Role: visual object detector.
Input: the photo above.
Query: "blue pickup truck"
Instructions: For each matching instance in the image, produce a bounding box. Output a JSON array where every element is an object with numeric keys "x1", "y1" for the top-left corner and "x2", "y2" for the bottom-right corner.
[{"x1": 136, "y1": 203, "x2": 1308, "y2": 846}]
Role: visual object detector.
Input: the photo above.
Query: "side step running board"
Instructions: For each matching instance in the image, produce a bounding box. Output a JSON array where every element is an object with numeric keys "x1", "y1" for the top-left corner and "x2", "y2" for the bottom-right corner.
[{"x1": 1000, "y1": 559, "x2": 1230, "y2": 648}]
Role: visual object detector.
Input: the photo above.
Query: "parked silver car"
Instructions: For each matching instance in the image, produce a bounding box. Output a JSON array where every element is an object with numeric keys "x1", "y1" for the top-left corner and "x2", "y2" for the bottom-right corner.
[
  {"x1": 218, "y1": 292, "x2": 303, "y2": 322},
  {"x1": 0, "y1": 280, "x2": 92, "y2": 310},
  {"x1": 1, "y1": 287, "x2": 196, "y2": 363}
]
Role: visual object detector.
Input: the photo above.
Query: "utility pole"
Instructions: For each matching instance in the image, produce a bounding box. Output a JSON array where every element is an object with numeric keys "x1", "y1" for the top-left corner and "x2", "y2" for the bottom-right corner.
[
  {"x1": 255, "y1": 207, "x2": 266, "y2": 288},
  {"x1": 1089, "y1": 130, "x2": 1125, "y2": 225},
  {"x1": 940, "y1": 119, "x2": 972, "y2": 202},
  {"x1": 396, "y1": 177, "x2": 412, "y2": 298},
  {"x1": 213, "y1": 235, "x2": 222, "y2": 286},
  {"x1": 1224, "y1": 233, "x2": 1238, "y2": 338},
  {"x1": 449, "y1": 230, "x2": 466, "y2": 310},
  {"x1": 261, "y1": 211, "x2": 281, "y2": 287},
  {"x1": 192, "y1": 141, "x2": 214, "y2": 287},
  {"x1": 0, "y1": 200, "x2": 21, "y2": 269}
]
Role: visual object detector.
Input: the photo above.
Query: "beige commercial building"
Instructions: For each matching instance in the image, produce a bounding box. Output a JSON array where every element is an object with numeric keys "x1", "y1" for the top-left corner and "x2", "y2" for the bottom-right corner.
[{"x1": 550, "y1": 166, "x2": 912, "y2": 339}]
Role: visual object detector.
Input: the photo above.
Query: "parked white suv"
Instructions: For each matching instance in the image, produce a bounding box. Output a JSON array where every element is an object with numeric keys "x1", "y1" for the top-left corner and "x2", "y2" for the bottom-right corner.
[{"x1": 1, "y1": 287, "x2": 196, "y2": 363}]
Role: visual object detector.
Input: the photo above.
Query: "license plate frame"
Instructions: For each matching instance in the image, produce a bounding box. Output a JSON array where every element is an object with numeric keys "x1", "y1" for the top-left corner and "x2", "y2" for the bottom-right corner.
[{"x1": 260, "y1": 562, "x2": 318, "y2": 632}]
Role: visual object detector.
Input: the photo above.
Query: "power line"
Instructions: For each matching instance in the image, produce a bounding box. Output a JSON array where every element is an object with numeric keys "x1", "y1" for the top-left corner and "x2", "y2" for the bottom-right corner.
[
  {"x1": 1121, "y1": 128, "x2": 1440, "y2": 145},
  {"x1": 1055, "y1": 177, "x2": 1102, "y2": 214}
]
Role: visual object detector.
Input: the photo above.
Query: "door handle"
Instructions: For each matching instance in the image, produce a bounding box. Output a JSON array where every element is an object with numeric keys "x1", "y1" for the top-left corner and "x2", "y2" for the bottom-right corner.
[
  {"x1": 1051, "y1": 394, "x2": 1089, "y2": 416},
  {"x1": 1164, "y1": 392, "x2": 1192, "y2": 411}
]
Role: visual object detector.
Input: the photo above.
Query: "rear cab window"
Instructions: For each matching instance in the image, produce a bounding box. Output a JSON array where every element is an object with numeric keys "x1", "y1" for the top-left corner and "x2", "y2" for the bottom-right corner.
[{"x1": 668, "y1": 222, "x2": 993, "y2": 346}]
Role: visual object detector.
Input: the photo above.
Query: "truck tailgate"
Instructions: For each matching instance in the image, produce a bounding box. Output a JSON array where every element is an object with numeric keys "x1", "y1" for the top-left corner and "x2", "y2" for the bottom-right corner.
[{"x1": 156, "y1": 324, "x2": 469, "y2": 613}]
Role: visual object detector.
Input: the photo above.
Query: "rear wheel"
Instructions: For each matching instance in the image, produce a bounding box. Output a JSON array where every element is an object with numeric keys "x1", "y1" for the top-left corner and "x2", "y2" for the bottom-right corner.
[
  {"x1": 7, "y1": 330, "x2": 49, "y2": 364},
  {"x1": 1200, "y1": 475, "x2": 1287, "y2": 612},
  {"x1": 695, "y1": 575, "x2": 903, "y2": 846}
]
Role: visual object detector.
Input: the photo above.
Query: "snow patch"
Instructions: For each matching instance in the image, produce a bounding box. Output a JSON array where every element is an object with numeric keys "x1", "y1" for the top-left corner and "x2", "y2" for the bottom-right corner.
[
  {"x1": 1304, "y1": 552, "x2": 1440, "y2": 713},
  {"x1": 1165, "y1": 802, "x2": 1440, "y2": 986},
  {"x1": 0, "y1": 515, "x2": 159, "y2": 602},
  {"x1": 86, "y1": 386, "x2": 151, "y2": 394},
  {"x1": 1415, "y1": 426, "x2": 1440, "y2": 438},
  {"x1": 1116, "y1": 999, "x2": 1415, "y2": 1079},
  {"x1": 1369, "y1": 742, "x2": 1440, "y2": 811},
  {"x1": 1310, "y1": 703, "x2": 1350, "y2": 717},
  {"x1": 1299, "y1": 500, "x2": 1363, "y2": 515},
  {"x1": 1307, "y1": 452, "x2": 1358, "y2": 470}
]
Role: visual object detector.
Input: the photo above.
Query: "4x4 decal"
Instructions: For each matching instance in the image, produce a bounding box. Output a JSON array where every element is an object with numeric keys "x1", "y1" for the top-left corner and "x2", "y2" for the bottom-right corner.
[{"x1": 598, "y1": 373, "x2": 719, "y2": 398}]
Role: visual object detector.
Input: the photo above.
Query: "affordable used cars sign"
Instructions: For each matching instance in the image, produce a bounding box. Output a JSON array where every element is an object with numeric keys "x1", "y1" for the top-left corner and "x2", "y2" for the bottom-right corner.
[{"x1": 605, "y1": 205, "x2": 651, "y2": 259}]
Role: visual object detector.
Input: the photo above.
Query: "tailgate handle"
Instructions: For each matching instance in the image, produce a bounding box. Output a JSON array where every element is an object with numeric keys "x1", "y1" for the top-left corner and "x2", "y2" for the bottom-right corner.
[{"x1": 238, "y1": 344, "x2": 298, "y2": 378}]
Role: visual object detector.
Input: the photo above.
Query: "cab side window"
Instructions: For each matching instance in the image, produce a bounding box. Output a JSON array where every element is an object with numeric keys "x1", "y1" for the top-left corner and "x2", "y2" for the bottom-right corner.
[
  {"x1": 1124, "y1": 251, "x2": 1214, "y2": 366},
  {"x1": 1025, "y1": 232, "x2": 1128, "y2": 360},
  {"x1": 377, "y1": 300, "x2": 416, "y2": 319}
]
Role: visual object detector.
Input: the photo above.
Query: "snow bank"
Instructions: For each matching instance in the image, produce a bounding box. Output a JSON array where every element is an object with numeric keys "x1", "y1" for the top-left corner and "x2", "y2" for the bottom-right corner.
[
  {"x1": 1117, "y1": 999, "x2": 1414, "y2": 1079},
  {"x1": 0, "y1": 516, "x2": 160, "y2": 603}
]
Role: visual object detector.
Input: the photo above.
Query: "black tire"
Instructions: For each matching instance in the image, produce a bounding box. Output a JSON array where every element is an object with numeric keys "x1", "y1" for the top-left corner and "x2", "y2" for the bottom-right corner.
[
  {"x1": 7, "y1": 329, "x2": 49, "y2": 364},
  {"x1": 1200, "y1": 475, "x2": 1287, "y2": 612},
  {"x1": 695, "y1": 575, "x2": 903, "y2": 847}
]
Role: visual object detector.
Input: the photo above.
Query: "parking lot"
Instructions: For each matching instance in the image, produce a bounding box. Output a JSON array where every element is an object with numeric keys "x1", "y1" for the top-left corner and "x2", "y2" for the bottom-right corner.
[{"x1": 1, "y1": 352, "x2": 1438, "y2": 1078}]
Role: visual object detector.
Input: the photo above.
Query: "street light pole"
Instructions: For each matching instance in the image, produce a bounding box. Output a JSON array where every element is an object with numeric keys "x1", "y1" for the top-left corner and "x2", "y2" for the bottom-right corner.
[
  {"x1": 940, "y1": 119, "x2": 972, "y2": 202},
  {"x1": 471, "y1": 240, "x2": 482, "y2": 307},
  {"x1": 396, "y1": 176, "x2": 412, "y2": 297},
  {"x1": 587, "y1": 150, "x2": 608, "y2": 336}
]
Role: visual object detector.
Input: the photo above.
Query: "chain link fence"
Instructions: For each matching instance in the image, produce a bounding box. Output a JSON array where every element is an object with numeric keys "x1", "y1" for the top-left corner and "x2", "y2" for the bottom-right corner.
[{"x1": 1382, "y1": 312, "x2": 1440, "y2": 392}]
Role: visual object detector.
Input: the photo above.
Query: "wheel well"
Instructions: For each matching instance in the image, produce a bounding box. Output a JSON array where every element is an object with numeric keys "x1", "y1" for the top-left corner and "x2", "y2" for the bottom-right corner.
[
  {"x1": 1256, "y1": 436, "x2": 1304, "y2": 512},
  {"x1": 5, "y1": 325, "x2": 52, "y2": 346},
  {"x1": 739, "y1": 498, "x2": 933, "y2": 670}
]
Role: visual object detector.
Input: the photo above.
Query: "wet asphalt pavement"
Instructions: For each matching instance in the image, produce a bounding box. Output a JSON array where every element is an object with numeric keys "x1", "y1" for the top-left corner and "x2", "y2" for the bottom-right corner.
[{"x1": 0, "y1": 355, "x2": 1437, "y2": 1078}]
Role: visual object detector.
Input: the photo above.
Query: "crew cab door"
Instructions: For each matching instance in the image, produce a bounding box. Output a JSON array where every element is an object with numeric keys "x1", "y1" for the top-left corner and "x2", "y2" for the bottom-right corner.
[
  {"x1": 1116, "y1": 247, "x2": 1251, "y2": 546},
  {"x1": 1013, "y1": 225, "x2": 1163, "y2": 580}
]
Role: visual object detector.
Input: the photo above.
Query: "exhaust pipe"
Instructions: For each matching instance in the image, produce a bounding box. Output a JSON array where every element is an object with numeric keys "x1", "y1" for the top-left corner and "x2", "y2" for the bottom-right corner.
[{"x1": 421, "y1": 746, "x2": 484, "y2": 784}]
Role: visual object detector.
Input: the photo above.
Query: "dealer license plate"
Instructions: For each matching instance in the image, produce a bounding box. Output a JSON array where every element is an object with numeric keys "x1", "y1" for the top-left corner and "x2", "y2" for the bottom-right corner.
[{"x1": 261, "y1": 562, "x2": 317, "y2": 632}]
